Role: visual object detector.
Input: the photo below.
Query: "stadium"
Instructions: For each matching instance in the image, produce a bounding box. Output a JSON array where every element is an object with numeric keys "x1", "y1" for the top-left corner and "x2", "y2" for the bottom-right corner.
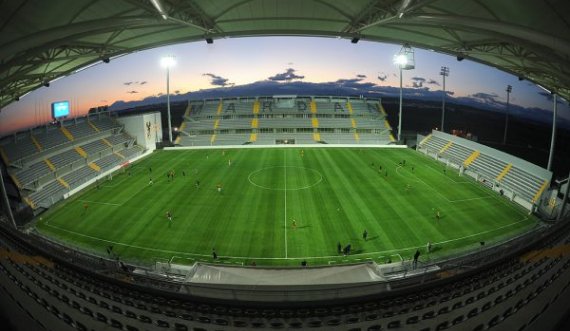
[{"x1": 1, "y1": 1, "x2": 570, "y2": 331}]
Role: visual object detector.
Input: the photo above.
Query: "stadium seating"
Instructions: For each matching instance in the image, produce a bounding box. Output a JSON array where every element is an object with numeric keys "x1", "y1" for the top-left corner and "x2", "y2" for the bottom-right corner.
[
  {"x1": 0, "y1": 117, "x2": 122, "y2": 167},
  {"x1": 1, "y1": 135, "x2": 38, "y2": 164},
  {"x1": 0, "y1": 215, "x2": 569, "y2": 331},
  {"x1": 28, "y1": 181, "x2": 66, "y2": 208},
  {"x1": 12, "y1": 161, "x2": 52, "y2": 188},
  {"x1": 418, "y1": 132, "x2": 550, "y2": 206},
  {"x1": 180, "y1": 96, "x2": 394, "y2": 146},
  {"x1": 0, "y1": 114, "x2": 143, "y2": 210}
]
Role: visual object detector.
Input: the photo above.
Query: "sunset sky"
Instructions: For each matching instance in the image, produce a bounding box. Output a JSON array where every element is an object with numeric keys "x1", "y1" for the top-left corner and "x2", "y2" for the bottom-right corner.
[{"x1": 1, "y1": 36, "x2": 568, "y2": 135}]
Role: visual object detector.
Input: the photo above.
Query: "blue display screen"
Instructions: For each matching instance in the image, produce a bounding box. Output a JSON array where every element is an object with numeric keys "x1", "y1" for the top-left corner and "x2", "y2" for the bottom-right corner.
[{"x1": 52, "y1": 101, "x2": 70, "y2": 118}]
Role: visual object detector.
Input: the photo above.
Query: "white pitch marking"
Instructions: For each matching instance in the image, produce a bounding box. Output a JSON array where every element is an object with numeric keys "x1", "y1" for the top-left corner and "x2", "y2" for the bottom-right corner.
[
  {"x1": 78, "y1": 199, "x2": 121, "y2": 206},
  {"x1": 43, "y1": 208, "x2": 532, "y2": 261},
  {"x1": 284, "y1": 149, "x2": 288, "y2": 259}
]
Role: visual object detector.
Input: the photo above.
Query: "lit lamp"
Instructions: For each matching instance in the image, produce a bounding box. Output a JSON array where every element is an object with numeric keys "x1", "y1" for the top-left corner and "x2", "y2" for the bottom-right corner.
[
  {"x1": 393, "y1": 44, "x2": 415, "y2": 142},
  {"x1": 161, "y1": 55, "x2": 176, "y2": 144}
]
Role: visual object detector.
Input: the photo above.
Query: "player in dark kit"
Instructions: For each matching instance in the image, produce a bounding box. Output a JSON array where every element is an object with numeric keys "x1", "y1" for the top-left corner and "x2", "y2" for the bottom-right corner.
[{"x1": 363, "y1": 230, "x2": 368, "y2": 241}]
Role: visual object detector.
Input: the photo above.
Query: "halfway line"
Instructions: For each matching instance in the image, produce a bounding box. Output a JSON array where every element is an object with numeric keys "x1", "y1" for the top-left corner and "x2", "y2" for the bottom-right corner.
[{"x1": 284, "y1": 149, "x2": 288, "y2": 259}]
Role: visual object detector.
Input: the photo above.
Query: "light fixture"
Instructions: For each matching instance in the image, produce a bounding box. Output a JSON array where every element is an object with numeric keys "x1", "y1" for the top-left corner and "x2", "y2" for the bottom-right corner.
[
  {"x1": 160, "y1": 55, "x2": 176, "y2": 68},
  {"x1": 394, "y1": 54, "x2": 408, "y2": 66}
]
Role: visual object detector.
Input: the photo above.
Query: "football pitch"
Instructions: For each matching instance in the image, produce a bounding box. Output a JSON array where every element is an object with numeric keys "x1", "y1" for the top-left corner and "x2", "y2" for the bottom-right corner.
[{"x1": 36, "y1": 147, "x2": 538, "y2": 267}]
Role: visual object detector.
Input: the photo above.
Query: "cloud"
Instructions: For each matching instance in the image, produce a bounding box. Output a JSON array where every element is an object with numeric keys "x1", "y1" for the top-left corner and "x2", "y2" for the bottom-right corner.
[
  {"x1": 268, "y1": 68, "x2": 305, "y2": 81},
  {"x1": 126, "y1": 90, "x2": 138, "y2": 94},
  {"x1": 334, "y1": 76, "x2": 376, "y2": 89},
  {"x1": 377, "y1": 73, "x2": 387, "y2": 82},
  {"x1": 203, "y1": 73, "x2": 231, "y2": 86},
  {"x1": 427, "y1": 79, "x2": 440, "y2": 86},
  {"x1": 124, "y1": 81, "x2": 149, "y2": 86},
  {"x1": 356, "y1": 74, "x2": 367, "y2": 78},
  {"x1": 470, "y1": 92, "x2": 499, "y2": 103},
  {"x1": 411, "y1": 76, "x2": 426, "y2": 88}
]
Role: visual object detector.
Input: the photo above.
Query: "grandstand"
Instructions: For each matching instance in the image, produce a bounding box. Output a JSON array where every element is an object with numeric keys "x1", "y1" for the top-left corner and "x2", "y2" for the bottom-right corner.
[
  {"x1": 178, "y1": 96, "x2": 395, "y2": 146},
  {"x1": 418, "y1": 131, "x2": 552, "y2": 211},
  {"x1": 0, "y1": 100, "x2": 567, "y2": 331},
  {"x1": 0, "y1": 114, "x2": 144, "y2": 211},
  {"x1": 2, "y1": 0, "x2": 570, "y2": 330}
]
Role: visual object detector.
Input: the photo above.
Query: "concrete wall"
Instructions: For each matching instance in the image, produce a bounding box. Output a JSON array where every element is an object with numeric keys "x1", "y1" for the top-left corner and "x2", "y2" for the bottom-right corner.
[{"x1": 117, "y1": 112, "x2": 162, "y2": 151}]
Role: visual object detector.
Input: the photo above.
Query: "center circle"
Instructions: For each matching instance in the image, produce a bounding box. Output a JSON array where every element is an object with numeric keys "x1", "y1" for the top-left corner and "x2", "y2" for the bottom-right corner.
[{"x1": 248, "y1": 166, "x2": 323, "y2": 191}]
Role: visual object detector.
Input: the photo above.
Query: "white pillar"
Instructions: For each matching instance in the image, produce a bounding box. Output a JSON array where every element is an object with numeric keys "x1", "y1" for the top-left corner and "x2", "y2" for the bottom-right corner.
[{"x1": 547, "y1": 94, "x2": 557, "y2": 171}]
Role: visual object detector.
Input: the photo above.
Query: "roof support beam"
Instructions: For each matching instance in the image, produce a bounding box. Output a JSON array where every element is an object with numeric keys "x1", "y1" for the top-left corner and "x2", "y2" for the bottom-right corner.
[
  {"x1": 0, "y1": 16, "x2": 167, "y2": 61},
  {"x1": 402, "y1": 14, "x2": 570, "y2": 56}
]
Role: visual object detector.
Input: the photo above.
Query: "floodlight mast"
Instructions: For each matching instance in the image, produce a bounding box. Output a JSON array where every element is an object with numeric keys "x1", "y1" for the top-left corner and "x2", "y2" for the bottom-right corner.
[
  {"x1": 440, "y1": 66, "x2": 449, "y2": 132},
  {"x1": 394, "y1": 45, "x2": 414, "y2": 142},
  {"x1": 161, "y1": 56, "x2": 175, "y2": 144},
  {"x1": 503, "y1": 85, "x2": 512, "y2": 145}
]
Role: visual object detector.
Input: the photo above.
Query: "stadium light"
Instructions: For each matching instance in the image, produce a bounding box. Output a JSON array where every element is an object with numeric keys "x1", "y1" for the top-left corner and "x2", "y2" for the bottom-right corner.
[
  {"x1": 394, "y1": 44, "x2": 415, "y2": 142},
  {"x1": 394, "y1": 54, "x2": 407, "y2": 66},
  {"x1": 161, "y1": 55, "x2": 176, "y2": 144},
  {"x1": 503, "y1": 85, "x2": 512, "y2": 145},
  {"x1": 440, "y1": 66, "x2": 450, "y2": 132}
]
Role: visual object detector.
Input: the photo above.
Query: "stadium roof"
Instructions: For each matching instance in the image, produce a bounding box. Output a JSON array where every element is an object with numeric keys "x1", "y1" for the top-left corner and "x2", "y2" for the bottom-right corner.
[{"x1": 1, "y1": 0, "x2": 569, "y2": 109}]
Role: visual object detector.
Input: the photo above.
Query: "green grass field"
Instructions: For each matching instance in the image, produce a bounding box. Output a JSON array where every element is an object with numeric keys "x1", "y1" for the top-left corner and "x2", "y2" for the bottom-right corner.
[{"x1": 36, "y1": 147, "x2": 538, "y2": 267}]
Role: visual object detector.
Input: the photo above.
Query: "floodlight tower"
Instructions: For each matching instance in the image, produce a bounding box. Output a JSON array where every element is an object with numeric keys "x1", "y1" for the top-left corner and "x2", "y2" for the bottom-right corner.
[
  {"x1": 503, "y1": 85, "x2": 512, "y2": 145},
  {"x1": 394, "y1": 44, "x2": 415, "y2": 142},
  {"x1": 161, "y1": 55, "x2": 176, "y2": 144},
  {"x1": 440, "y1": 66, "x2": 449, "y2": 132}
]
